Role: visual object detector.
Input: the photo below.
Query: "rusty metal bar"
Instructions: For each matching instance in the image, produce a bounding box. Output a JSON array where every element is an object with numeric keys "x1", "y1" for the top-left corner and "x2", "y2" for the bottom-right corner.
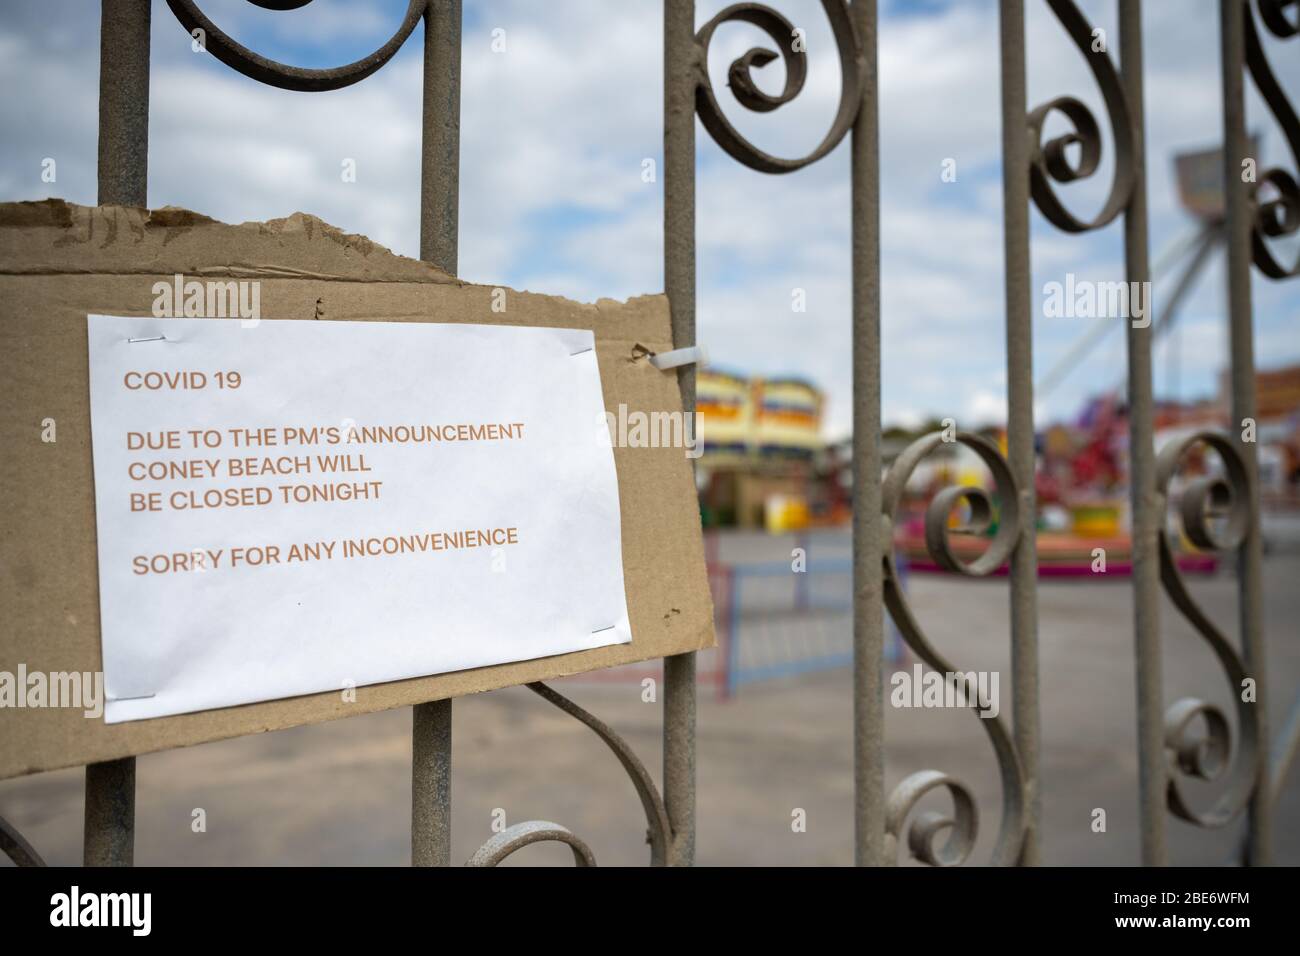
[
  {"x1": 1119, "y1": 0, "x2": 1167, "y2": 868},
  {"x1": 98, "y1": 0, "x2": 150, "y2": 207},
  {"x1": 86, "y1": 0, "x2": 151, "y2": 868},
  {"x1": 411, "y1": 699, "x2": 452, "y2": 866},
  {"x1": 996, "y1": 0, "x2": 1041, "y2": 866},
  {"x1": 84, "y1": 758, "x2": 135, "y2": 866},
  {"x1": 663, "y1": 0, "x2": 697, "y2": 868},
  {"x1": 849, "y1": 0, "x2": 884, "y2": 869},
  {"x1": 1219, "y1": 0, "x2": 1271, "y2": 865},
  {"x1": 0, "y1": 813, "x2": 46, "y2": 867},
  {"x1": 412, "y1": 0, "x2": 461, "y2": 867},
  {"x1": 419, "y1": 0, "x2": 461, "y2": 272},
  {"x1": 662, "y1": 654, "x2": 696, "y2": 866}
]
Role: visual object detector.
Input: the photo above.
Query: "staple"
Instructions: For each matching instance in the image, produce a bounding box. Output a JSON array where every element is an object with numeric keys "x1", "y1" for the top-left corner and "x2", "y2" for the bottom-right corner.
[
  {"x1": 591, "y1": 625, "x2": 616, "y2": 634},
  {"x1": 570, "y1": 346, "x2": 593, "y2": 356},
  {"x1": 127, "y1": 334, "x2": 167, "y2": 343},
  {"x1": 106, "y1": 693, "x2": 156, "y2": 702}
]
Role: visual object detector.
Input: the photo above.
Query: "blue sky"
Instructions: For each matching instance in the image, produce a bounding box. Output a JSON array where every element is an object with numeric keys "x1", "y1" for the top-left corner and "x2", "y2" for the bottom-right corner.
[{"x1": 1, "y1": 0, "x2": 1297, "y2": 437}]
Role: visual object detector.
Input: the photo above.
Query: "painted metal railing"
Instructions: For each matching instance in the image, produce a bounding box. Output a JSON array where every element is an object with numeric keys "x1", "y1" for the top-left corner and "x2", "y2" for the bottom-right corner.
[{"x1": 2, "y1": 0, "x2": 1297, "y2": 867}]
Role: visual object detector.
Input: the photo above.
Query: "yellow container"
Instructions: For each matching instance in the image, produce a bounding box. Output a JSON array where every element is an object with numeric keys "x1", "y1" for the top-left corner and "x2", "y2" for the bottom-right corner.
[
  {"x1": 1071, "y1": 503, "x2": 1120, "y2": 537},
  {"x1": 765, "y1": 494, "x2": 810, "y2": 533}
]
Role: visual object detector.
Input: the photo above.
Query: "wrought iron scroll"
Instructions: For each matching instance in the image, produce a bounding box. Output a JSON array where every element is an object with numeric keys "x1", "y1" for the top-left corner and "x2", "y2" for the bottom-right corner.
[
  {"x1": 1029, "y1": 0, "x2": 1135, "y2": 232},
  {"x1": 880, "y1": 432, "x2": 1027, "y2": 866},
  {"x1": 464, "y1": 683, "x2": 673, "y2": 867},
  {"x1": 0, "y1": 813, "x2": 46, "y2": 867},
  {"x1": 165, "y1": 0, "x2": 428, "y2": 91},
  {"x1": 467, "y1": 820, "x2": 596, "y2": 867},
  {"x1": 693, "y1": 1, "x2": 865, "y2": 173},
  {"x1": 1155, "y1": 434, "x2": 1261, "y2": 827},
  {"x1": 1245, "y1": 0, "x2": 1300, "y2": 278}
]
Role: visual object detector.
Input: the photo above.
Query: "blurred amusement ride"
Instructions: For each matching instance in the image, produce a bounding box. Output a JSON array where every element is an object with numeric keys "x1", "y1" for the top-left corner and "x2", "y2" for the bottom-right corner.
[{"x1": 693, "y1": 143, "x2": 1300, "y2": 578}]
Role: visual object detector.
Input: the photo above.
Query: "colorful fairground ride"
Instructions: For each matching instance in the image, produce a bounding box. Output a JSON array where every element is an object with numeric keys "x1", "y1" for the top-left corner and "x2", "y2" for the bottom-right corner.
[{"x1": 694, "y1": 368, "x2": 828, "y2": 531}]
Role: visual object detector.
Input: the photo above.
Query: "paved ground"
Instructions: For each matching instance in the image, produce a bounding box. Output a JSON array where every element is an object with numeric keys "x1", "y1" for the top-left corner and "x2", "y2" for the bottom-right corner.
[{"x1": 3, "y1": 531, "x2": 1298, "y2": 866}]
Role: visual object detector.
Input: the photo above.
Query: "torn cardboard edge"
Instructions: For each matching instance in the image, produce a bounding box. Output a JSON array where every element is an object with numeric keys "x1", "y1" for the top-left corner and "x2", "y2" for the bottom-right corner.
[{"x1": 0, "y1": 200, "x2": 659, "y2": 312}]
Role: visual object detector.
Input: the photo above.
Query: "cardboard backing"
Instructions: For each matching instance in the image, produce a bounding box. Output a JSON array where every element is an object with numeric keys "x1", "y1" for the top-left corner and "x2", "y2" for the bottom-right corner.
[{"x1": 0, "y1": 200, "x2": 714, "y2": 779}]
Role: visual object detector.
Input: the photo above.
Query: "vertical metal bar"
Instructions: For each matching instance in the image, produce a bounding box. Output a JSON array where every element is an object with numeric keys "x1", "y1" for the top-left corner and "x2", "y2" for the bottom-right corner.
[
  {"x1": 87, "y1": 0, "x2": 150, "y2": 867},
  {"x1": 97, "y1": 0, "x2": 150, "y2": 206},
  {"x1": 662, "y1": 653, "x2": 696, "y2": 866},
  {"x1": 1119, "y1": 0, "x2": 1167, "y2": 867},
  {"x1": 420, "y1": 0, "x2": 461, "y2": 272},
  {"x1": 412, "y1": 0, "x2": 461, "y2": 867},
  {"x1": 1219, "y1": 0, "x2": 1271, "y2": 865},
  {"x1": 84, "y1": 758, "x2": 135, "y2": 866},
  {"x1": 663, "y1": 0, "x2": 697, "y2": 868},
  {"x1": 849, "y1": 0, "x2": 885, "y2": 868},
  {"x1": 411, "y1": 699, "x2": 452, "y2": 866},
  {"x1": 996, "y1": 0, "x2": 1041, "y2": 866}
]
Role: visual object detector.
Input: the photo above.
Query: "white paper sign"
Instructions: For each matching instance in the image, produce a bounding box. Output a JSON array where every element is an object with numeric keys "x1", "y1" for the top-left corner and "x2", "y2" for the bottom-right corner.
[{"x1": 86, "y1": 315, "x2": 630, "y2": 723}]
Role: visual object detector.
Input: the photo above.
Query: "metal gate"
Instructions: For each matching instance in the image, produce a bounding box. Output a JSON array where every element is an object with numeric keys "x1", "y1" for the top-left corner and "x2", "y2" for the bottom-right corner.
[{"x1": 2, "y1": 0, "x2": 1297, "y2": 867}]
